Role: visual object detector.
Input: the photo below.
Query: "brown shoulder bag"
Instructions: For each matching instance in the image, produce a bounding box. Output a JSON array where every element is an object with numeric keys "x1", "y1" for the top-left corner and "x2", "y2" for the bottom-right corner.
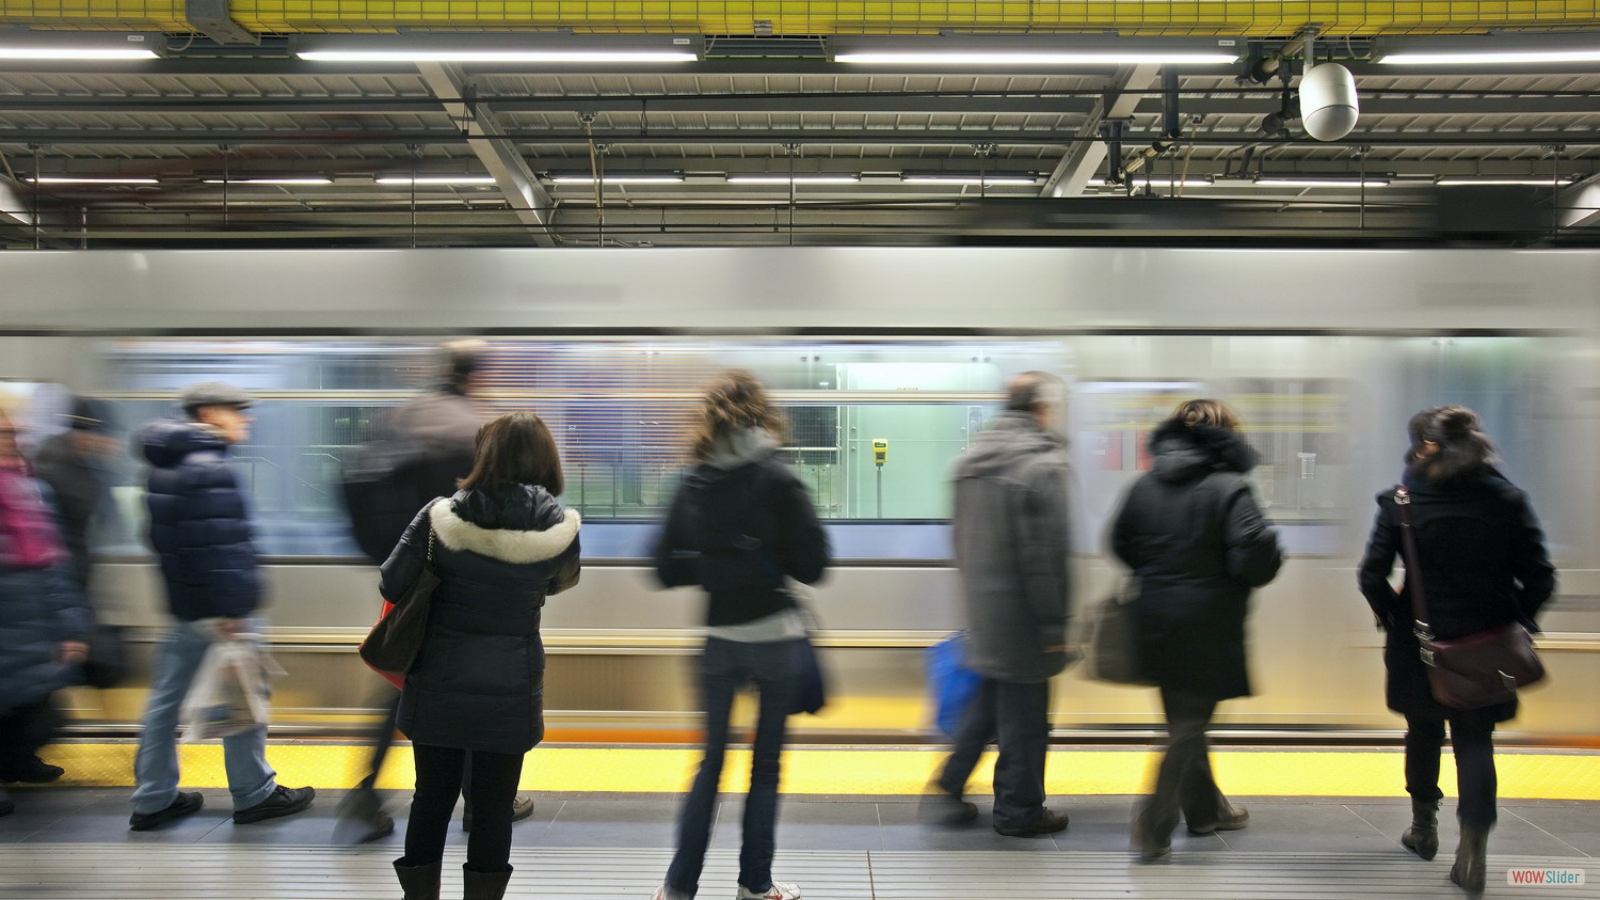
[{"x1": 358, "y1": 520, "x2": 441, "y2": 680}]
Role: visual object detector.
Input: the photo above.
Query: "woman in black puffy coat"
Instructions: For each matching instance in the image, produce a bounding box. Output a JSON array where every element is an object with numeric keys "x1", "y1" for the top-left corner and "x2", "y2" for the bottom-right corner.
[
  {"x1": 1110, "y1": 399, "x2": 1282, "y2": 861},
  {"x1": 381, "y1": 412, "x2": 580, "y2": 900},
  {"x1": 1358, "y1": 406, "x2": 1554, "y2": 895}
]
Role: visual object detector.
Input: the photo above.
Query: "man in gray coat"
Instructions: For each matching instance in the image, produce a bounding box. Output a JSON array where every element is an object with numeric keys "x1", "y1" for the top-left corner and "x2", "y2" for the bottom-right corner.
[{"x1": 928, "y1": 371, "x2": 1073, "y2": 837}]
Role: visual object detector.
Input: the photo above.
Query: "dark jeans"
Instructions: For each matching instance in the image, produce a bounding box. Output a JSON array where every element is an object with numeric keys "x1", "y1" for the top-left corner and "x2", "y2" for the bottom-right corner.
[
  {"x1": 1405, "y1": 713, "x2": 1498, "y2": 829},
  {"x1": 666, "y1": 636, "x2": 803, "y2": 899},
  {"x1": 1138, "y1": 686, "x2": 1233, "y2": 842},
  {"x1": 937, "y1": 677, "x2": 1052, "y2": 831},
  {"x1": 0, "y1": 696, "x2": 56, "y2": 776},
  {"x1": 404, "y1": 743, "x2": 524, "y2": 873}
]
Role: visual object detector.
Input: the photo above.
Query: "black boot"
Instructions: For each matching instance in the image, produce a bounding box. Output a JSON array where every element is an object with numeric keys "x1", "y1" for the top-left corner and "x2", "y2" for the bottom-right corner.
[
  {"x1": 393, "y1": 858, "x2": 442, "y2": 900},
  {"x1": 1450, "y1": 825, "x2": 1489, "y2": 895},
  {"x1": 1401, "y1": 798, "x2": 1440, "y2": 861},
  {"x1": 463, "y1": 865, "x2": 513, "y2": 900}
]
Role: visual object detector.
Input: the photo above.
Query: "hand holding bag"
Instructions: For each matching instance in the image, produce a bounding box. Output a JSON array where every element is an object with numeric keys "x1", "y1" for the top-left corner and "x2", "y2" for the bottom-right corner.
[
  {"x1": 1395, "y1": 486, "x2": 1546, "y2": 710},
  {"x1": 359, "y1": 521, "x2": 439, "y2": 685},
  {"x1": 926, "y1": 632, "x2": 982, "y2": 738},
  {"x1": 1089, "y1": 577, "x2": 1155, "y2": 686},
  {"x1": 182, "y1": 629, "x2": 272, "y2": 741}
]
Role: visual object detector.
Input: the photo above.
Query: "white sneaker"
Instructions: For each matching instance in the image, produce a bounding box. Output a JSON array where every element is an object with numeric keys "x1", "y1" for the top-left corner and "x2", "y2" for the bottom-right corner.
[
  {"x1": 651, "y1": 887, "x2": 690, "y2": 900},
  {"x1": 736, "y1": 882, "x2": 801, "y2": 900}
]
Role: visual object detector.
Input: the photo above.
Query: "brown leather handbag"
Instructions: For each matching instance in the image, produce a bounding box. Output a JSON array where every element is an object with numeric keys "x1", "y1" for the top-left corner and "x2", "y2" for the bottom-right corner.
[
  {"x1": 1395, "y1": 486, "x2": 1546, "y2": 710},
  {"x1": 358, "y1": 521, "x2": 440, "y2": 684}
]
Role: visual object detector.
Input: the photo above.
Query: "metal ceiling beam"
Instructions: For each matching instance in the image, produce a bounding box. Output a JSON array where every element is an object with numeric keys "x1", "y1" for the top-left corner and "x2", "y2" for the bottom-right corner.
[
  {"x1": 1040, "y1": 64, "x2": 1158, "y2": 198},
  {"x1": 414, "y1": 62, "x2": 555, "y2": 248}
]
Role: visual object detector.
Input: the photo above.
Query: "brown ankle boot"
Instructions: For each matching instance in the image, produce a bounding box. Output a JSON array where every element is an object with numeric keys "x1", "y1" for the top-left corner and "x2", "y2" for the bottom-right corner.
[
  {"x1": 1450, "y1": 825, "x2": 1489, "y2": 895},
  {"x1": 392, "y1": 858, "x2": 441, "y2": 900},
  {"x1": 463, "y1": 865, "x2": 513, "y2": 900},
  {"x1": 1401, "y1": 798, "x2": 1440, "y2": 861}
]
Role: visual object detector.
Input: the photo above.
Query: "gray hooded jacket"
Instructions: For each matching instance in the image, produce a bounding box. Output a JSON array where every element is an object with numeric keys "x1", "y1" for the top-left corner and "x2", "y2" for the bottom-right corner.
[{"x1": 951, "y1": 411, "x2": 1074, "y2": 683}]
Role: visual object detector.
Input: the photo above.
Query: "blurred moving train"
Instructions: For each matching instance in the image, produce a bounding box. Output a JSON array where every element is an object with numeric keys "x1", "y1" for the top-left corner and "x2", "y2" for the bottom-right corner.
[{"x1": 2, "y1": 246, "x2": 1597, "y2": 741}]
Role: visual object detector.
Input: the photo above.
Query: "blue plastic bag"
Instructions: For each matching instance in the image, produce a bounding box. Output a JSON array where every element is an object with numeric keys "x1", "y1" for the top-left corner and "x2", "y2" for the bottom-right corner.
[{"x1": 926, "y1": 632, "x2": 982, "y2": 738}]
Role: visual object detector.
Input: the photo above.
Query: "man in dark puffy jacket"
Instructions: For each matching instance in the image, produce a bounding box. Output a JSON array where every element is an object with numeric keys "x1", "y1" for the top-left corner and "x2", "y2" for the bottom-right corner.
[
  {"x1": 128, "y1": 382, "x2": 315, "y2": 831},
  {"x1": 926, "y1": 372, "x2": 1074, "y2": 838}
]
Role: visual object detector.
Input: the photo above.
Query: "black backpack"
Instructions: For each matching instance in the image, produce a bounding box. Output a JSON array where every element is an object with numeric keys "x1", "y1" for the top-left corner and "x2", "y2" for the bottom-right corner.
[{"x1": 340, "y1": 437, "x2": 431, "y2": 565}]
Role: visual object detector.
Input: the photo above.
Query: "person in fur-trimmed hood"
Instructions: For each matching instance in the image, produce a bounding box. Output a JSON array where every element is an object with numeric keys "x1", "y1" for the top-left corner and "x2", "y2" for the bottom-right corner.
[
  {"x1": 1110, "y1": 399, "x2": 1282, "y2": 861},
  {"x1": 381, "y1": 412, "x2": 580, "y2": 900}
]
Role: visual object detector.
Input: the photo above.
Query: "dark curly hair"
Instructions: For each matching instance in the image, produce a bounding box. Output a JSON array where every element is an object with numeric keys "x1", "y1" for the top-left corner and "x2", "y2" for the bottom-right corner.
[
  {"x1": 1406, "y1": 405, "x2": 1497, "y2": 483},
  {"x1": 689, "y1": 370, "x2": 787, "y2": 461}
]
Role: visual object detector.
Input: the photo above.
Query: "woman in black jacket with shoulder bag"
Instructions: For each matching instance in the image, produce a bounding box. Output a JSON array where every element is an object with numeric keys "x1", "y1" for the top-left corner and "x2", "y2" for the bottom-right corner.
[
  {"x1": 1358, "y1": 406, "x2": 1554, "y2": 895},
  {"x1": 1110, "y1": 399, "x2": 1282, "y2": 862},
  {"x1": 651, "y1": 370, "x2": 830, "y2": 900},
  {"x1": 383, "y1": 413, "x2": 580, "y2": 900}
]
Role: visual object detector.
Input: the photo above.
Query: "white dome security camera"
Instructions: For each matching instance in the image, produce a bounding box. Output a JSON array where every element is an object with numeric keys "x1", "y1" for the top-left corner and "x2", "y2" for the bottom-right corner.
[{"x1": 1299, "y1": 62, "x2": 1359, "y2": 141}]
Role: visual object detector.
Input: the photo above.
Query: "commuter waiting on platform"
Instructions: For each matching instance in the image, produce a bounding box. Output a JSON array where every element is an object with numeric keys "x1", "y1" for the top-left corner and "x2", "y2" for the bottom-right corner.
[
  {"x1": 0, "y1": 405, "x2": 90, "y2": 813},
  {"x1": 1110, "y1": 399, "x2": 1282, "y2": 861},
  {"x1": 651, "y1": 370, "x2": 830, "y2": 900},
  {"x1": 1358, "y1": 405, "x2": 1555, "y2": 895},
  {"x1": 925, "y1": 371, "x2": 1075, "y2": 839},
  {"x1": 129, "y1": 382, "x2": 316, "y2": 831},
  {"x1": 384, "y1": 412, "x2": 580, "y2": 900}
]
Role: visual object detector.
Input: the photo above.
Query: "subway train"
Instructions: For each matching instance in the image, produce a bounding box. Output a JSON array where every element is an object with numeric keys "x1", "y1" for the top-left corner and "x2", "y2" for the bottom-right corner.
[{"x1": 3, "y1": 246, "x2": 1597, "y2": 742}]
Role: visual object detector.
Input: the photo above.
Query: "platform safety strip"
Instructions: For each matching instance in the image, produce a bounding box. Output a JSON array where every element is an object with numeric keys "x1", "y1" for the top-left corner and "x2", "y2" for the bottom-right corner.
[{"x1": 35, "y1": 743, "x2": 1600, "y2": 800}]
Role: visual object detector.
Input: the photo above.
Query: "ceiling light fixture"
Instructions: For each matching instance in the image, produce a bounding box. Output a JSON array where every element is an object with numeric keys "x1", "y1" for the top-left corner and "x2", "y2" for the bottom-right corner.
[
  {"x1": 376, "y1": 176, "x2": 498, "y2": 185},
  {"x1": 1374, "y1": 34, "x2": 1600, "y2": 66},
  {"x1": 726, "y1": 176, "x2": 861, "y2": 185},
  {"x1": 297, "y1": 34, "x2": 701, "y2": 64},
  {"x1": 202, "y1": 177, "x2": 334, "y2": 185},
  {"x1": 0, "y1": 33, "x2": 160, "y2": 61},
  {"x1": 902, "y1": 175, "x2": 1040, "y2": 186},
  {"x1": 1434, "y1": 178, "x2": 1574, "y2": 186},
  {"x1": 26, "y1": 176, "x2": 160, "y2": 184},
  {"x1": 548, "y1": 175, "x2": 685, "y2": 185},
  {"x1": 1256, "y1": 177, "x2": 1391, "y2": 188},
  {"x1": 833, "y1": 35, "x2": 1241, "y2": 66}
]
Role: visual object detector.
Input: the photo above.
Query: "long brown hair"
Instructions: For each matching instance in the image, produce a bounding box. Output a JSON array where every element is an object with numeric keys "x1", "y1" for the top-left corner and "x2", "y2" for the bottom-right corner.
[
  {"x1": 1171, "y1": 398, "x2": 1242, "y2": 431},
  {"x1": 459, "y1": 412, "x2": 564, "y2": 495},
  {"x1": 689, "y1": 370, "x2": 787, "y2": 461},
  {"x1": 1407, "y1": 405, "x2": 1497, "y2": 483}
]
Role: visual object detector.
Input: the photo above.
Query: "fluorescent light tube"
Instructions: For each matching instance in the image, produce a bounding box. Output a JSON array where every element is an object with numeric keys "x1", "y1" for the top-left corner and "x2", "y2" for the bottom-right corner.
[
  {"x1": 299, "y1": 50, "x2": 696, "y2": 63},
  {"x1": 376, "y1": 176, "x2": 499, "y2": 185},
  {"x1": 1124, "y1": 178, "x2": 1216, "y2": 188},
  {"x1": 1379, "y1": 49, "x2": 1600, "y2": 65},
  {"x1": 548, "y1": 176, "x2": 684, "y2": 185},
  {"x1": 1255, "y1": 178, "x2": 1390, "y2": 188},
  {"x1": 0, "y1": 47, "x2": 158, "y2": 60},
  {"x1": 902, "y1": 176, "x2": 1039, "y2": 186},
  {"x1": 27, "y1": 176, "x2": 160, "y2": 184},
  {"x1": 726, "y1": 176, "x2": 861, "y2": 185},
  {"x1": 1435, "y1": 178, "x2": 1573, "y2": 186},
  {"x1": 836, "y1": 51, "x2": 1237, "y2": 65},
  {"x1": 202, "y1": 177, "x2": 333, "y2": 185}
]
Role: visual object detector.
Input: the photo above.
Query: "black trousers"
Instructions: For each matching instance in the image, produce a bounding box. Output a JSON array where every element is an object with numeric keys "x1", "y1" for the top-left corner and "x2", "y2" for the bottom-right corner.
[
  {"x1": 0, "y1": 696, "x2": 57, "y2": 777},
  {"x1": 1405, "y1": 713, "x2": 1498, "y2": 829},
  {"x1": 404, "y1": 743, "x2": 524, "y2": 873},
  {"x1": 1139, "y1": 686, "x2": 1233, "y2": 842},
  {"x1": 937, "y1": 677, "x2": 1052, "y2": 830}
]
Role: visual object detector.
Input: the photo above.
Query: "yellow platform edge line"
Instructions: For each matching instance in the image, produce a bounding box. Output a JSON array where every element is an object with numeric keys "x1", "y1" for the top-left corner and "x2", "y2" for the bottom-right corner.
[{"x1": 32, "y1": 744, "x2": 1600, "y2": 801}]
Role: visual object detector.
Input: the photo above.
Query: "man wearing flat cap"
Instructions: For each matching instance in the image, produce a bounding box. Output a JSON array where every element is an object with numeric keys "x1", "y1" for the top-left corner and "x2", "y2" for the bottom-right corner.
[{"x1": 128, "y1": 382, "x2": 315, "y2": 831}]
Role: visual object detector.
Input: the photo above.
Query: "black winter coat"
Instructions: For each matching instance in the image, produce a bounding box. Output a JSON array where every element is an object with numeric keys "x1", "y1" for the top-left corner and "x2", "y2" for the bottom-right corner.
[
  {"x1": 34, "y1": 431, "x2": 111, "y2": 587},
  {"x1": 1357, "y1": 468, "x2": 1555, "y2": 723},
  {"x1": 381, "y1": 485, "x2": 580, "y2": 755},
  {"x1": 654, "y1": 448, "x2": 829, "y2": 627},
  {"x1": 1110, "y1": 420, "x2": 1283, "y2": 700},
  {"x1": 140, "y1": 419, "x2": 260, "y2": 621}
]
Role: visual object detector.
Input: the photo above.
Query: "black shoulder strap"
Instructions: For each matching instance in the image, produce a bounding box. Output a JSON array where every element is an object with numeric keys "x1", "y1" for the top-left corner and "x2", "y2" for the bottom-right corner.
[{"x1": 1395, "y1": 486, "x2": 1433, "y2": 637}]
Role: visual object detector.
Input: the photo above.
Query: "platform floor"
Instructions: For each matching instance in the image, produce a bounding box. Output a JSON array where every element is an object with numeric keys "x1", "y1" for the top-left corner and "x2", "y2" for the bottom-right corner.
[{"x1": 1, "y1": 788, "x2": 1596, "y2": 899}]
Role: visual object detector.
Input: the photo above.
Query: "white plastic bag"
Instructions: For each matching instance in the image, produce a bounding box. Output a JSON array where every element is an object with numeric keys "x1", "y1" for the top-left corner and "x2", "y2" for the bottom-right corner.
[{"x1": 182, "y1": 634, "x2": 272, "y2": 742}]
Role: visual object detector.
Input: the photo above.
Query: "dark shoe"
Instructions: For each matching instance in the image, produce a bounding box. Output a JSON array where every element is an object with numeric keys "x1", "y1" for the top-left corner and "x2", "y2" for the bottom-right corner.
[
  {"x1": 0, "y1": 788, "x2": 13, "y2": 818},
  {"x1": 463, "y1": 865, "x2": 513, "y2": 900},
  {"x1": 994, "y1": 808, "x2": 1069, "y2": 837},
  {"x1": 393, "y1": 858, "x2": 442, "y2": 900},
  {"x1": 462, "y1": 793, "x2": 534, "y2": 833},
  {"x1": 919, "y1": 790, "x2": 979, "y2": 827},
  {"x1": 1401, "y1": 798, "x2": 1440, "y2": 861},
  {"x1": 1131, "y1": 819, "x2": 1172, "y2": 861},
  {"x1": 0, "y1": 756, "x2": 64, "y2": 783},
  {"x1": 334, "y1": 787, "x2": 394, "y2": 845},
  {"x1": 1450, "y1": 825, "x2": 1489, "y2": 895},
  {"x1": 233, "y1": 785, "x2": 315, "y2": 824},
  {"x1": 129, "y1": 791, "x2": 204, "y2": 831},
  {"x1": 1188, "y1": 806, "x2": 1250, "y2": 835}
]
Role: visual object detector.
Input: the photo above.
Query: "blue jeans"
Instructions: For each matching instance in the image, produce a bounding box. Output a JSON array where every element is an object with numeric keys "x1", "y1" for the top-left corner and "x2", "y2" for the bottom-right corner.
[
  {"x1": 666, "y1": 636, "x2": 803, "y2": 899},
  {"x1": 130, "y1": 618, "x2": 278, "y2": 815}
]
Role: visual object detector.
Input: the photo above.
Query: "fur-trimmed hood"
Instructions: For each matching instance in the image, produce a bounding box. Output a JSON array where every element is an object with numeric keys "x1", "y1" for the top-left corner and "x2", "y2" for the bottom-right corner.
[
  {"x1": 429, "y1": 485, "x2": 580, "y2": 564},
  {"x1": 1149, "y1": 418, "x2": 1259, "y2": 483}
]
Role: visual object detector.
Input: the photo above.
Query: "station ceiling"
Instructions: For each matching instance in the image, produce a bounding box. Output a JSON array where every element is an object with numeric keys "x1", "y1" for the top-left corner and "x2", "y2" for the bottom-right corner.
[{"x1": 4, "y1": 12, "x2": 1600, "y2": 248}]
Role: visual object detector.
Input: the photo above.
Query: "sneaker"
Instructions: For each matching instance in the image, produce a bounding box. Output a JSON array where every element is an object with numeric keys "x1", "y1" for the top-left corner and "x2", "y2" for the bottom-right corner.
[
  {"x1": 736, "y1": 882, "x2": 801, "y2": 900},
  {"x1": 233, "y1": 785, "x2": 315, "y2": 824},
  {"x1": 0, "y1": 756, "x2": 64, "y2": 783},
  {"x1": 129, "y1": 791, "x2": 204, "y2": 831},
  {"x1": 919, "y1": 791, "x2": 979, "y2": 827},
  {"x1": 650, "y1": 887, "x2": 690, "y2": 900},
  {"x1": 994, "y1": 808, "x2": 1069, "y2": 837},
  {"x1": 1187, "y1": 807, "x2": 1249, "y2": 836}
]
